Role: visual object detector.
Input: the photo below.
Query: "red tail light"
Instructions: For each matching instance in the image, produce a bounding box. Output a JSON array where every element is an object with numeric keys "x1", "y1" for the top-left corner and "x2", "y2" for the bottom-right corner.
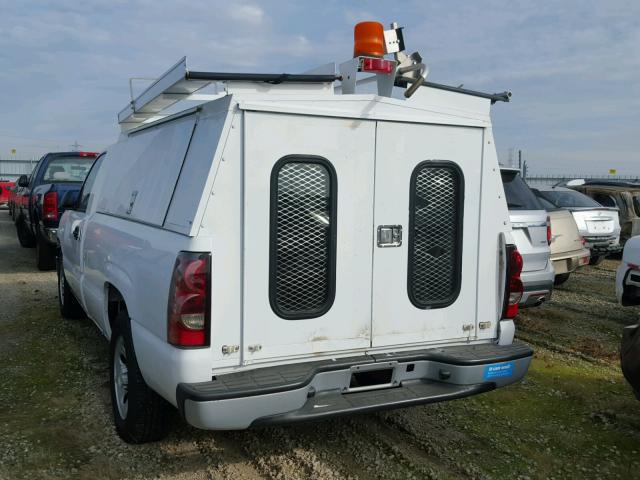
[
  {"x1": 43, "y1": 192, "x2": 58, "y2": 221},
  {"x1": 78, "y1": 151, "x2": 98, "y2": 157},
  {"x1": 361, "y1": 57, "x2": 395, "y2": 74},
  {"x1": 503, "y1": 245, "x2": 523, "y2": 319},
  {"x1": 546, "y1": 216, "x2": 552, "y2": 245},
  {"x1": 167, "y1": 252, "x2": 211, "y2": 347}
]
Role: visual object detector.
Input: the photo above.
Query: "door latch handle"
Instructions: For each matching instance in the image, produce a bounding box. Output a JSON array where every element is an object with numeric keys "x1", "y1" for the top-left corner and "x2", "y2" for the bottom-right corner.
[
  {"x1": 377, "y1": 225, "x2": 402, "y2": 247},
  {"x1": 72, "y1": 226, "x2": 80, "y2": 240}
]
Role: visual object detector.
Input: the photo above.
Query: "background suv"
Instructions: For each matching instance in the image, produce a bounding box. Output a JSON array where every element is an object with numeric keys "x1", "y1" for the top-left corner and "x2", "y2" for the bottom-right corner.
[
  {"x1": 535, "y1": 185, "x2": 621, "y2": 265},
  {"x1": 501, "y1": 168, "x2": 554, "y2": 306}
]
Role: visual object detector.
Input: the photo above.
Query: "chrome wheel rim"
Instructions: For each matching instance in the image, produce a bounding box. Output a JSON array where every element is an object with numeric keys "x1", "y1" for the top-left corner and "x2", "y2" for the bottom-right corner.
[{"x1": 113, "y1": 336, "x2": 129, "y2": 419}]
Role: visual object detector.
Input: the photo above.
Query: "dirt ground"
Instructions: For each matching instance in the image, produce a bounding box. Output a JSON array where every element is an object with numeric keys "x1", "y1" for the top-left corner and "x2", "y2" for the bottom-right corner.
[{"x1": 1, "y1": 212, "x2": 639, "y2": 480}]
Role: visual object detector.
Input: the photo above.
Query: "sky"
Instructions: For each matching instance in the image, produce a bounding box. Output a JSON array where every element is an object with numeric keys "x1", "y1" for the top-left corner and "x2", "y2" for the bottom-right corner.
[{"x1": 0, "y1": 0, "x2": 638, "y2": 175}]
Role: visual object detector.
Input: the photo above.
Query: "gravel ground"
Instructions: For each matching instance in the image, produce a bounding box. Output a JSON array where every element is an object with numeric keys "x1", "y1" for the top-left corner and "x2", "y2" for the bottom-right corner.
[{"x1": 1, "y1": 212, "x2": 639, "y2": 480}]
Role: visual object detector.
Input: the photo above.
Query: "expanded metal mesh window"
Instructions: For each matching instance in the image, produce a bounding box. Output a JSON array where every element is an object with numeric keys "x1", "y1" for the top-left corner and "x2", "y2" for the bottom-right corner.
[
  {"x1": 408, "y1": 162, "x2": 464, "y2": 309},
  {"x1": 270, "y1": 157, "x2": 337, "y2": 319}
]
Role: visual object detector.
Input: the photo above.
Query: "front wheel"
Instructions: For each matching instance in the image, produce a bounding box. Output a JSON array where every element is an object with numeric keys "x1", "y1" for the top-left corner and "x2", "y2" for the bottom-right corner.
[
  {"x1": 16, "y1": 218, "x2": 36, "y2": 248},
  {"x1": 56, "y1": 253, "x2": 85, "y2": 319},
  {"x1": 554, "y1": 273, "x2": 571, "y2": 286},
  {"x1": 110, "y1": 311, "x2": 170, "y2": 443}
]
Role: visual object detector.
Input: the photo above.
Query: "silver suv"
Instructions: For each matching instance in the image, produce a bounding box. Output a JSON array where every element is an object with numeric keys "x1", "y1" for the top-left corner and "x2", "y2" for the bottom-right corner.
[{"x1": 501, "y1": 168, "x2": 554, "y2": 306}]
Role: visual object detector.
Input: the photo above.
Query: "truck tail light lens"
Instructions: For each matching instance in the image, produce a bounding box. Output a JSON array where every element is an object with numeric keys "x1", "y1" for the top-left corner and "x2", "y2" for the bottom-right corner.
[
  {"x1": 167, "y1": 251, "x2": 211, "y2": 347},
  {"x1": 546, "y1": 216, "x2": 552, "y2": 245},
  {"x1": 503, "y1": 245, "x2": 523, "y2": 319},
  {"x1": 43, "y1": 191, "x2": 58, "y2": 221}
]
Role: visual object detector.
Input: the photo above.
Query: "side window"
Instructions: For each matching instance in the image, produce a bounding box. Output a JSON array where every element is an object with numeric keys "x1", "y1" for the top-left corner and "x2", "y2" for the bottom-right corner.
[
  {"x1": 269, "y1": 156, "x2": 337, "y2": 319},
  {"x1": 29, "y1": 157, "x2": 46, "y2": 186},
  {"x1": 593, "y1": 193, "x2": 616, "y2": 208},
  {"x1": 408, "y1": 161, "x2": 464, "y2": 309},
  {"x1": 77, "y1": 155, "x2": 104, "y2": 212}
]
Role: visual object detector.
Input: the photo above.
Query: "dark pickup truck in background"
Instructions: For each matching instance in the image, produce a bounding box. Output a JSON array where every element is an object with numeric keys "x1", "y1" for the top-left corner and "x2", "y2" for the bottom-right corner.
[{"x1": 14, "y1": 151, "x2": 98, "y2": 270}]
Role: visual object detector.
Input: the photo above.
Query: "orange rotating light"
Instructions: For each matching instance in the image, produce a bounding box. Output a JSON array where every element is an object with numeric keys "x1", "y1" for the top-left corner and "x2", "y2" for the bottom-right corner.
[{"x1": 353, "y1": 21, "x2": 385, "y2": 58}]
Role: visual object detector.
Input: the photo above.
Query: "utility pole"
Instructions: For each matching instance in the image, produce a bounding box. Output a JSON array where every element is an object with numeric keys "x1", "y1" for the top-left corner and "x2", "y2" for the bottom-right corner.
[{"x1": 518, "y1": 150, "x2": 522, "y2": 170}]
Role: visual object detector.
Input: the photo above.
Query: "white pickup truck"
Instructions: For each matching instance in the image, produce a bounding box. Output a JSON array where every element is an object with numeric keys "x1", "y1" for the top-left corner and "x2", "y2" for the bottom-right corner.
[{"x1": 57, "y1": 22, "x2": 533, "y2": 443}]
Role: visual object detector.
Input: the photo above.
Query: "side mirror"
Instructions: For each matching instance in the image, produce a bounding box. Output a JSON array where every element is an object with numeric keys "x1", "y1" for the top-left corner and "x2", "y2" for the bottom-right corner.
[
  {"x1": 60, "y1": 190, "x2": 80, "y2": 210},
  {"x1": 17, "y1": 175, "x2": 29, "y2": 187}
]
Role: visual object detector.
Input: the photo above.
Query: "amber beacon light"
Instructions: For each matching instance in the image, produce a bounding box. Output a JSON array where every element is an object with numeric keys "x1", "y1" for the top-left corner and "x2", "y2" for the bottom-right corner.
[{"x1": 353, "y1": 21, "x2": 385, "y2": 57}]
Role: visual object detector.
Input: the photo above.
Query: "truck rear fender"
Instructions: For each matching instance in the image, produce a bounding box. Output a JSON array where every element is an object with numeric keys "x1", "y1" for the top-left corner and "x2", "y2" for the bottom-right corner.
[{"x1": 103, "y1": 262, "x2": 135, "y2": 338}]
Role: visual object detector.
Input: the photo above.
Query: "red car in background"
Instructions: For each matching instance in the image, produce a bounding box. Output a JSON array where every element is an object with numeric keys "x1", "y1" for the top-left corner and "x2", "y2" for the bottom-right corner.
[{"x1": 0, "y1": 180, "x2": 15, "y2": 209}]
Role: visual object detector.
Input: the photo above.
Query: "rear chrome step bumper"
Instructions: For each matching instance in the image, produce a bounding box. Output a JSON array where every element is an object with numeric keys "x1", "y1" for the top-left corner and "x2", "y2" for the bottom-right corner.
[{"x1": 177, "y1": 342, "x2": 533, "y2": 430}]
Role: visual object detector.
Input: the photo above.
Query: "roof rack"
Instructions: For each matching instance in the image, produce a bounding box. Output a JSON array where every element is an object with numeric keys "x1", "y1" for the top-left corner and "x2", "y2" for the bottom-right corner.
[
  {"x1": 118, "y1": 57, "x2": 341, "y2": 130},
  {"x1": 118, "y1": 24, "x2": 513, "y2": 130},
  {"x1": 416, "y1": 81, "x2": 511, "y2": 104}
]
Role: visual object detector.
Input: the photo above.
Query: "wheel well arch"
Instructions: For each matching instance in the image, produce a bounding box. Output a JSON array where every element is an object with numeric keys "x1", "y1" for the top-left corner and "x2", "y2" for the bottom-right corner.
[{"x1": 107, "y1": 283, "x2": 128, "y2": 332}]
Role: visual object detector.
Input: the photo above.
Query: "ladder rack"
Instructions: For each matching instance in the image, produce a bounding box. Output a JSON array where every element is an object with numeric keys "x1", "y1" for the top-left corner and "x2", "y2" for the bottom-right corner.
[{"x1": 118, "y1": 57, "x2": 341, "y2": 130}]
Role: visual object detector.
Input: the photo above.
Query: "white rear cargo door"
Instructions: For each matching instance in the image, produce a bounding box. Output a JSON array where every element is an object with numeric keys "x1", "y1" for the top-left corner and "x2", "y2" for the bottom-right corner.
[
  {"x1": 243, "y1": 111, "x2": 375, "y2": 362},
  {"x1": 371, "y1": 122, "x2": 484, "y2": 347}
]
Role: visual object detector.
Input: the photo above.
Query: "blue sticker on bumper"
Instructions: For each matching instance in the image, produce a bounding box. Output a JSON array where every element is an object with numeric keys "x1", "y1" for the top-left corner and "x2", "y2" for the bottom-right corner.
[{"x1": 484, "y1": 362, "x2": 514, "y2": 380}]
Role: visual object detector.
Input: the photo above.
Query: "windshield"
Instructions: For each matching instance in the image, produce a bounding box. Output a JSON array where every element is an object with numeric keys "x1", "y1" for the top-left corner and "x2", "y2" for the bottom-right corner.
[
  {"x1": 539, "y1": 190, "x2": 602, "y2": 208},
  {"x1": 42, "y1": 157, "x2": 95, "y2": 182},
  {"x1": 500, "y1": 170, "x2": 542, "y2": 210}
]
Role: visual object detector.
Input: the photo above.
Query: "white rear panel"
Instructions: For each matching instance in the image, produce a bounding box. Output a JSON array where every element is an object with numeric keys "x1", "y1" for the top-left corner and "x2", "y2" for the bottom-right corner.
[
  {"x1": 371, "y1": 122, "x2": 484, "y2": 347},
  {"x1": 242, "y1": 112, "x2": 375, "y2": 363}
]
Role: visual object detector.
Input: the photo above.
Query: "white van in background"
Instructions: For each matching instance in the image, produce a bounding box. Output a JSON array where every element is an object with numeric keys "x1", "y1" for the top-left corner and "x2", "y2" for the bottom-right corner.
[{"x1": 56, "y1": 22, "x2": 533, "y2": 443}]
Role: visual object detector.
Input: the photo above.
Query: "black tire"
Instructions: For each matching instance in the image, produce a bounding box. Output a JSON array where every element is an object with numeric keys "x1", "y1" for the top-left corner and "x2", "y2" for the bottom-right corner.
[
  {"x1": 16, "y1": 218, "x2": 36, "y2": 248},
  {"x1": 589, "y1": 255, "x2": 604, "y2": 266},
  {"x1": 36, "y1": 231, "x2": 56, "y2": 271},
  {"x1": 554, "y1": 273, "x2": 571, "y2": 286},
  {"x1": 110, "y1": 311, "x2": 170, "y2": 443},
  {"x1": 56, "y1": 253, "x2": 85, "y2": 319}
]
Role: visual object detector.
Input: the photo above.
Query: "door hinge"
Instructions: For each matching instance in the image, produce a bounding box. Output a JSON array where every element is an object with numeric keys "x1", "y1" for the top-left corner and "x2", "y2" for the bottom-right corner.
[
  {"x1": 462, "y1": 324, "x2": 475, "y2": 333},
  {"x1": 247, "y1": 344, "x2": 262, "y2": 353}
]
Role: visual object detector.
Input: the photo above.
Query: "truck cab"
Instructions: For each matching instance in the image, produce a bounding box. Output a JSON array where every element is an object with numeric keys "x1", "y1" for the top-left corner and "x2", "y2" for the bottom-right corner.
[
  {"x1": 15, "y1": 151, "x2": 97, "y2": 270},
  {"x1": 57, "y1": 21, "x2": 533, "y2": 443}
]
